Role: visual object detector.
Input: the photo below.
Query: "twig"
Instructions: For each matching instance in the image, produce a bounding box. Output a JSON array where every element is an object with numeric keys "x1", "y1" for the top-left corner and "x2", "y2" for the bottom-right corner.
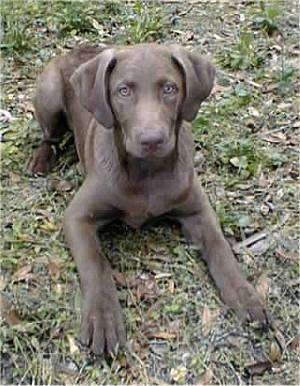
[
  {"x1": 233, "y1": 231, "x2": 267, "y2": 253},
  {"x1": 233, "y1": 213, "x2": 290, "y2": 253}
]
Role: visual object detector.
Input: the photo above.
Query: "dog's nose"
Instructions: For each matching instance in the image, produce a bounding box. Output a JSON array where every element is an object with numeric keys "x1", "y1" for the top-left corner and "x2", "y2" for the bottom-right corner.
[{"x1": 140, "y1": 131, "x2": 165, "y2": 152}]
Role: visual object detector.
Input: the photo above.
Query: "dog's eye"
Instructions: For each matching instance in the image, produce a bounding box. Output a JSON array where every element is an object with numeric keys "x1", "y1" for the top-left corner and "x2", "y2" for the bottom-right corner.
[
  {"x1": 163, "y1": 83, "x2": 177, "y2": 95},
  {"x1": 118, "y1": 85, "x2": 130, "y2": 97}
]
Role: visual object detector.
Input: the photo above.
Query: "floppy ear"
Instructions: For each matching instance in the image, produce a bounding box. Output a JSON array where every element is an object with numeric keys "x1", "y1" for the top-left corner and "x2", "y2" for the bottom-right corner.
[
  {"x1": 70, "y1": 48, "x2": 116, "y2": 128},
  {"x1": 171, "y1": 46, "x2": 215, "y2": 122}
]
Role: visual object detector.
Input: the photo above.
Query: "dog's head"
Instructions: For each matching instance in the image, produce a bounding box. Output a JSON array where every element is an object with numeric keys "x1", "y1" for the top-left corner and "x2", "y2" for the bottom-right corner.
[{"x1": 70, "y1": 44, "x2": 215, "y2": 159}]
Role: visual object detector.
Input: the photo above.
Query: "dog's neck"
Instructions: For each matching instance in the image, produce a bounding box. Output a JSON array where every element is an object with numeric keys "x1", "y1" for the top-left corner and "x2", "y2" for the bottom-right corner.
[{"x1": 123, "y1": 151, "x2": 177, "y2": 181}]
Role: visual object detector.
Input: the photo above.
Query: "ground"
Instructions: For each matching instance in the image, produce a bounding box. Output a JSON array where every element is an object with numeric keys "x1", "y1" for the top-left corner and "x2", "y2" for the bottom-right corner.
[{"x1": 1, "y1": 0, "x2": 299, "y2": 384}]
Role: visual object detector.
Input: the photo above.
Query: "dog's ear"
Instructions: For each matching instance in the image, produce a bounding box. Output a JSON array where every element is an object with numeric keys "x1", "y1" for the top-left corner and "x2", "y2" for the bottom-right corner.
[
  {"x1": 171, "y1": 46, "x2": 215, "y2": 122},
  {"x1": 70, "y1": 48, "x2": 116, "y2": 128}
]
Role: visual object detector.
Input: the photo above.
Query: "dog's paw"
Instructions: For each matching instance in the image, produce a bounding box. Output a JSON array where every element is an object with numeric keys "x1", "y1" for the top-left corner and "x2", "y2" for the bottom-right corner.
[
  {"x1": 221, "y1": 280, "x2": 269, "y2": 326},
  {"x1": 80, "y1": 295, "x2": 126, "y2": 356},
  {"x1": 27, "y1": 143, "x2": 56, "y2": 175}
]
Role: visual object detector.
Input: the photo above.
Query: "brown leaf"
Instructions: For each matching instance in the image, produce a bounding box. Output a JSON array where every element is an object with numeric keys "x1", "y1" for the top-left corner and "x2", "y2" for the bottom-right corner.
[
  {"x1": 202, "y1": 307, "x2": 219, "y2": 337},
  {"x1": 20, "y1": 101, "x2": 35, "y2": 113},
  {"x1": 136, "y1": 277, "x2": 159, "y2": 301},
  {"x1": 245, "y1": 360, "x2": 272, "y2": 376},
  {"x1": 168, "y1": 280, "x2": 175, "y2": 294},
  {"x1": 256, "y1": 274, "x2": 270, "y2": 300},
  {"x1": 5, "y1": 309, "x2": 22, "y2": 326},
  {"x1": 258, "y1": 172, "x2": 269, "y2": 188},
  {"x1": 113, "y1": 271, "x2": 127, "y2": 287},
  {"x1": 9, "y1": 172, "x2": 21, "y2": 183},
  {"x1": 56, "y1": 180, "x2": 74, "y2": 193},
  {"x1": 198, "y1": 367, "x2": 214, "y2": 385},
  {"x1": 268, "y1": 341, "x2": 282, "y2": 362},
  {"x1": 287, "y1": 336, "x2": 300, "y2": 352},
  {"x1": 146, "y1": 331, "x2": 177, "y2": 340},
  {"x1": 113, "y1": 271, "x2": 143, "y2": 288},
  {"x1": 48, "y1": 260, "x2": 61, "y2": 280},
  {"x1": 211, "y1": 83, "x2": 230, "y2": 96},
  {"x1": 273, "y1": 326, "x2": 286, "y2": 352},
  {"x1": 275, "y1": 248, "x2": 298, "y2": 261},
  {"x1": 262, "y1": 132, "x2": 286, "y2": 143},
  {"x1": 12, "y1": 265, "x2": 33, "y2": 283},
  {"x1": 0, "y1": 293, "x2": 22, "y2": 326}
]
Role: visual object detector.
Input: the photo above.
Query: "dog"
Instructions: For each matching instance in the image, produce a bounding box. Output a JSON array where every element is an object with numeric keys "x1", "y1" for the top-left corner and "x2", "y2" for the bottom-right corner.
[{"x1": 29, "y1": 44, "x2": 267, "y2": 355}]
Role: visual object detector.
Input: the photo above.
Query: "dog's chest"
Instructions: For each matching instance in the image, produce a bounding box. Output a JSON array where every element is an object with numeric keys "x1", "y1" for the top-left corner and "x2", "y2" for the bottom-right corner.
[
  {"x1": 120, "y1": 173, "x2": 191, "y2": 229},
  {"x1": 122, "y1": 193, "x2": 163, "y2": 228}
]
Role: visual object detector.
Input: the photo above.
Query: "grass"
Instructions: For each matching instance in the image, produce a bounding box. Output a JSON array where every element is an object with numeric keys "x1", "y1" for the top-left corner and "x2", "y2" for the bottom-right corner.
[{"x1": 1, "y1": 0, "x2": 299, "y2": 384}]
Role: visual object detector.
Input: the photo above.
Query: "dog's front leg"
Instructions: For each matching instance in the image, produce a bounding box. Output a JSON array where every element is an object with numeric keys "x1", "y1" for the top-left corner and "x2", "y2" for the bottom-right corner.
[
  {"x1": 63, "y1": 178, "x2": 125, "y2": 355},
  {"x1": 176, "y1": 182, "x2": 268, "y2": 324}
]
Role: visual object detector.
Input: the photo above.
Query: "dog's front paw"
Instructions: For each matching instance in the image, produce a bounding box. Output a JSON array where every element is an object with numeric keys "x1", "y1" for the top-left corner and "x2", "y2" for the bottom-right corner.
[
  {"x1": 80, "y1": 293, "x2": 126, "y2": 356},
  {"x1": 221, "y1": 279, "x2": 268, "y2": 326},
  {"x1": 27, "y1": 142, "x2": 55, "y2": 175}
]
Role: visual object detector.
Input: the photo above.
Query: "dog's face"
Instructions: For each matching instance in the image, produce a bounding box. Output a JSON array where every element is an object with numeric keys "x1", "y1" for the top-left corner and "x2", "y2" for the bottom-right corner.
[
  {"x1": 70, "y1": 44, "x2": 215, "y2": 159},
  {"x1": 109, "y1": 47, "x2": 184, "y2": 158}
]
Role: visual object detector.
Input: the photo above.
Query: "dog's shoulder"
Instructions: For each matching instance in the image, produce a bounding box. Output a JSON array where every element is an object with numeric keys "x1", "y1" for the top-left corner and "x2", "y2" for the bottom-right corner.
[{"x1": 49, "y1": 45, "x2": 110, "y2": 82}]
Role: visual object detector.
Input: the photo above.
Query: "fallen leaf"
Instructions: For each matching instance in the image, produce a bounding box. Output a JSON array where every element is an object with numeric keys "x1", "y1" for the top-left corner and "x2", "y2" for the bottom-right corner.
[
  {"x1": 245, "y1": 360, "x2": 272, "y2": 376},
  {"x1": 287, "y1": 336, "x2": 300, "y2": 352},
  {"x1": 0, "y1": 109, "x2": 15, "y2": 123},
  {"x1": 0, "y1": 276, "x2": 6, "y2": 291},
  {"x1": 12, "y1": 265, "x2": 33, "y2": 283},
  {"x1": 19, "y1": 101, "x2": 35, "y2": 113},
  {"x1": 275, "y1": 248, "x2": 298, "y2": 261},
  {"x1": 168, "y1": 280, "x2": 175, "y2": 294},
  {"x1": 56, "y1": 180, "x2": 74, "y2": 193},
  {"x1": 9, "y1": 172, "x2": 21, "y2": 183},
  {"x1": 202, "y1": 307, "x2": 219, "y2": 337},
  {"x1": 170, "y1": 365, "x2": 187, "y2": 383},
  {"x1": 40, "y1": 220, "x2": 57, "y2": 232},
  {"x1": 136, "y1": 276, "x2": 159, "y2": 301},
  {"x1": 249, "y1": 238, "x2": 270, "y2": 255},
  {"x1": 36, "y1": 209, "x2": 53, "y2": 222},
  {"x1": 146, "y1": 331, "x2": 177, "y2": 340},
  {"x1": 0, "y1": 293, "x2": 22, "y2": 326},
  {"x1": 273, "y1": 326, "x2": 286, "y2": 352},
  {"x1": 5, "y1": 309, "x2": 22, "y2": 326},
  {"x1": 258, "y1": 172, "x2": 269, "y2": 188},
  {"x1": 211, "y1": 83, "x2": 230, "y2": 96},
  {"x1": 268, "y1": 341, "x2": 282, "y2": 362},
  {"x1": 260, "y1": 203, "x2": 270, "y2": 216},
  {"x1": 248, "y1": 106, "x2": 260, "y2": 117},
  {"x1": 198, "y1": 367, "x2": 214, "y2": 384},
  {"x1": 48, "y1": 260, "x2": 61, "y2": 280},
  {"x1": 262, "y1": 132, "x2": 286, "y2": 143},
  {"x1": 113, "y1": 271, "x2": 127, "y2": 287},
  {"x1": 67, "y1": 334, "x2": 79, "y2": 354},
  {"x1": 256, "y1": 274, "x2": 270, "y2": 300}
]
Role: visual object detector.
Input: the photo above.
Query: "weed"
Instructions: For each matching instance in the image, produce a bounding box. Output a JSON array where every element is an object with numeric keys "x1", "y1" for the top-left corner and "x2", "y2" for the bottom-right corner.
[
  {"x1": 1, "y1": 1, "x2": 39, "y2": 55},
  {"x1": 120, "y1": 1, "x2": 168, "y2": 44},
  {"x1": 218, "y1": 30, "x2": 264, "y2": 70},
  {"x1": 252, "y1": 1, "x2": 280, "y2": 35}
]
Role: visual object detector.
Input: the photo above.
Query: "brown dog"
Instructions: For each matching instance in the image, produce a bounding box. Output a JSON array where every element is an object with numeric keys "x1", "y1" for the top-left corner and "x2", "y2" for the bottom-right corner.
[{"x1": 29, "y1": 44, "x2": 267, "y2": 355}]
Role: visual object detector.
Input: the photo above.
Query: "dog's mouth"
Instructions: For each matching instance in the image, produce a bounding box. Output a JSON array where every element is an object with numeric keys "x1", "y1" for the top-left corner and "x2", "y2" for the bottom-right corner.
[{"x1": 126, "y1": 139, "x2": 175, "y2": 159}]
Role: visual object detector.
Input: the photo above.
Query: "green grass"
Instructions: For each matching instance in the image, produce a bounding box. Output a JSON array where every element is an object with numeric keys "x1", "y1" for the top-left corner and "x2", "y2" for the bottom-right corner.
[{"x1": 1, "y1": 0, "x2": 299, "y2": 384}]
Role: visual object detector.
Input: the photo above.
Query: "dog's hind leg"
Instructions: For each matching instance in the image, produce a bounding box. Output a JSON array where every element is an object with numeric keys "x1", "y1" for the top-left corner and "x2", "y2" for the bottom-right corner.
[{"x1": 28, "y1": 61, "x2": 69, "y2": 175}]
